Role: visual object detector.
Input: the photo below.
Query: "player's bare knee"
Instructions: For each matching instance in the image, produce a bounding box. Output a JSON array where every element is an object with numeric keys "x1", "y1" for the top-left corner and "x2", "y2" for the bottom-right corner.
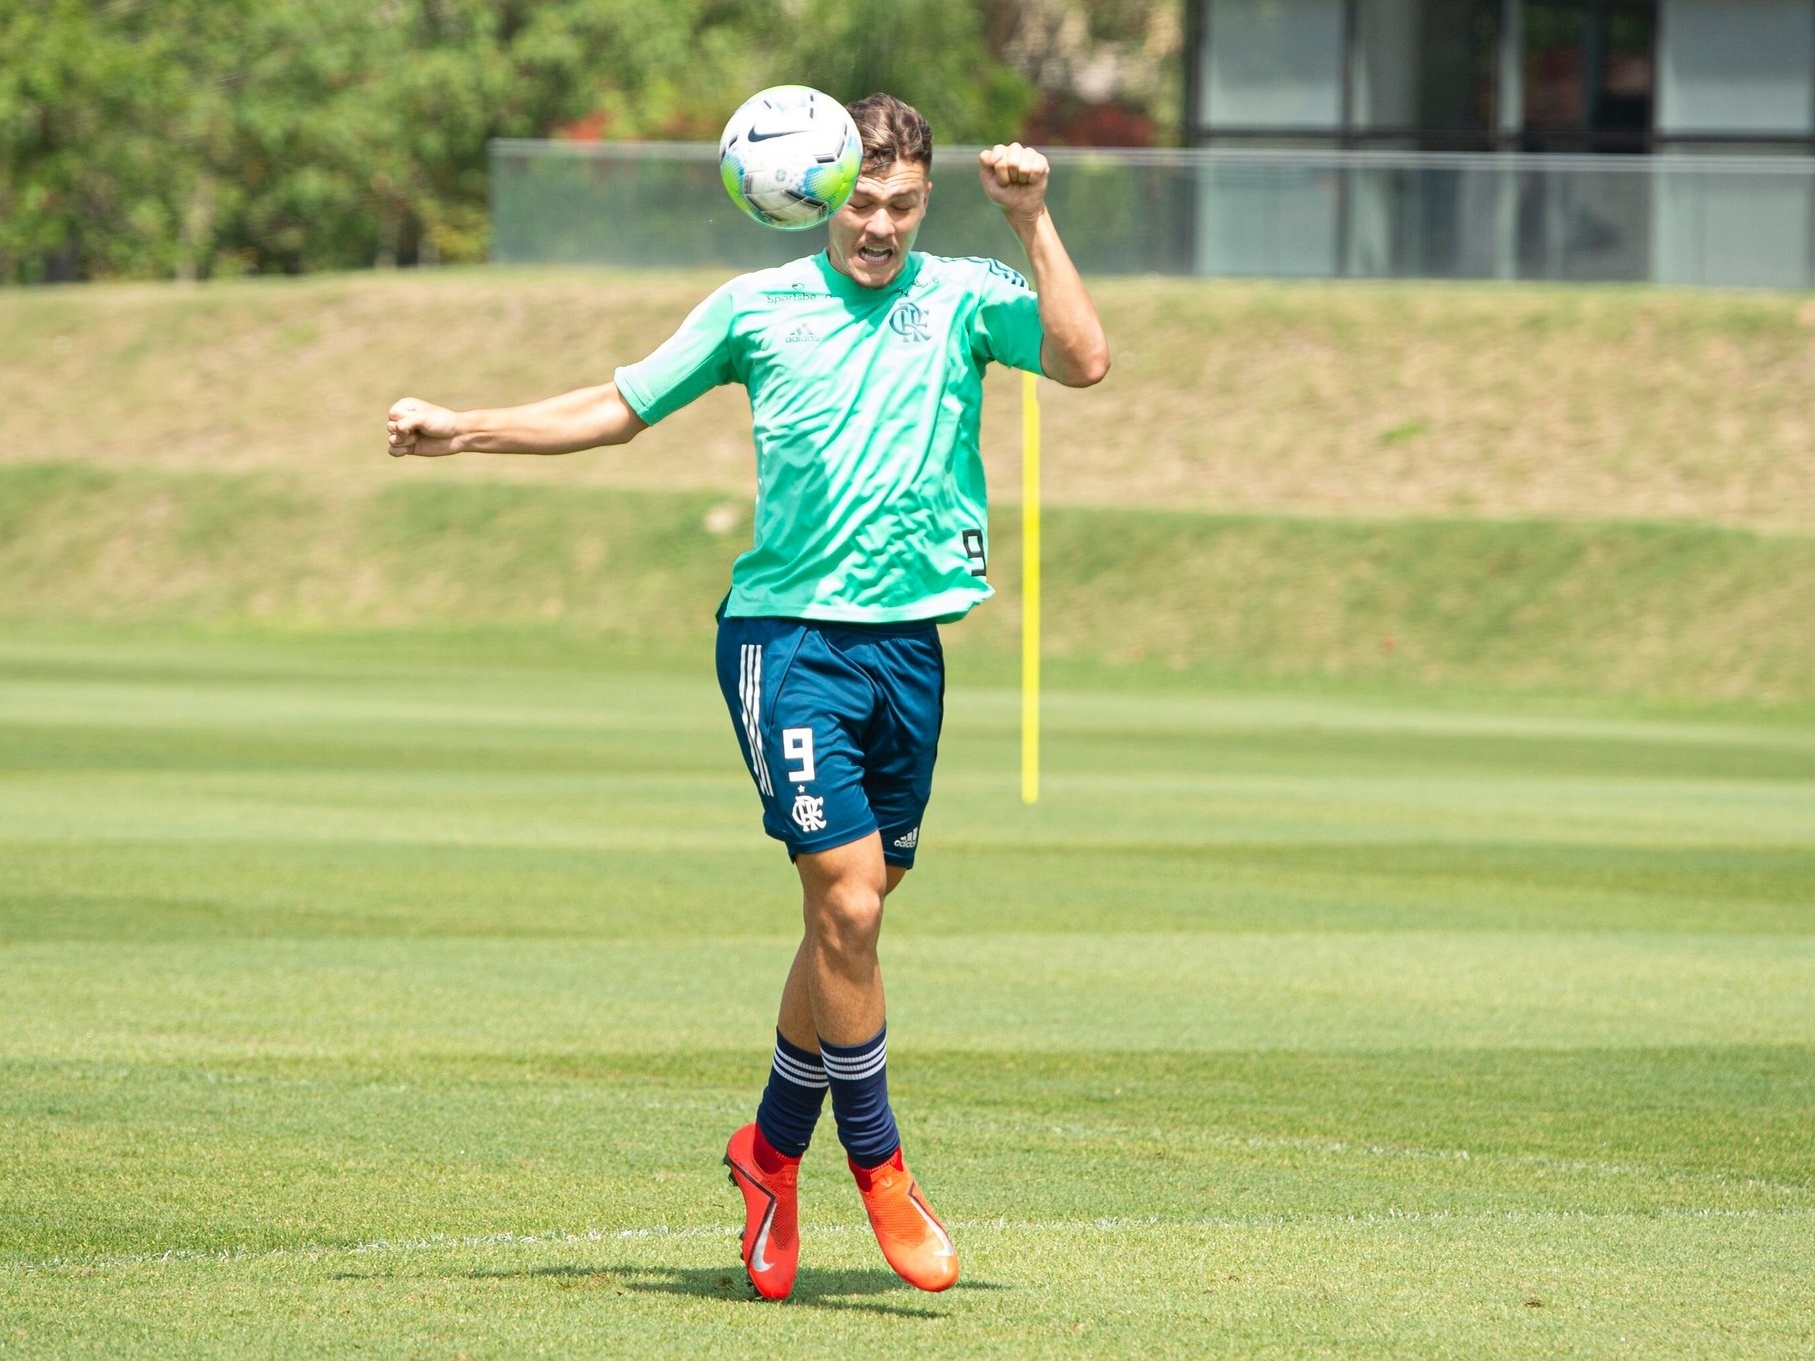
[{"x1": 807, "y1": 878, "x2": 884, "y2": 960}]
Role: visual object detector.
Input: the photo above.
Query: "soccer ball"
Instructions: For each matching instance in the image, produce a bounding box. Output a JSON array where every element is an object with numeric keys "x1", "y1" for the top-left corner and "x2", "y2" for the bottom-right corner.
[{"x1": 719, "y1": 86, "x2": 862, "y2": 231}]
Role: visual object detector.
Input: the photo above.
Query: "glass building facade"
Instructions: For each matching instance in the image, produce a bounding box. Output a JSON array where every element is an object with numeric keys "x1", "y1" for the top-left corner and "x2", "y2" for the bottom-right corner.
[
  {"x1": 1184, "y1": 0, "x2": 1815, "y2": 283},
  {"x1": 1188, "y1": 0, "x2": 1815, "y2": 150}
]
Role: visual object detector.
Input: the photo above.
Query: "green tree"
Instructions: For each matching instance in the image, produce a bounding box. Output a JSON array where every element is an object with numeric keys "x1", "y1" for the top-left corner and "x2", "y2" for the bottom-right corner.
[
  {"x1": 0, "y1": 0, "x2": 1038, "y2": 283},
  {"x1": 778, "y1": 0, "x2": 1036, "y2": 144}
]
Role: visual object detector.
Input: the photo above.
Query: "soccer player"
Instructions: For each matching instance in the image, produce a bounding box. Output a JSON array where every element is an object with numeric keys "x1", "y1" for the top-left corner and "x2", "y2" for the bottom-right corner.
[{"x1": 385, "y1": 93, "x2": 1108, "y2": 1300}]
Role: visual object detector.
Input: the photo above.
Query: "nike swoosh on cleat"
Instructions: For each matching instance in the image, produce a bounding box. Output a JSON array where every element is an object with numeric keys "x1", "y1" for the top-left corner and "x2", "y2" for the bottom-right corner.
[
  {"x1": 725, "y1": 1155, "x2": 780, "y2": 1272},
  {"x1": 908, "y1": 1186, "x2": 955, "y2": 1257},
  {"x1": 750, "y1": 1200, "x2": 777, "y2": 1272}
]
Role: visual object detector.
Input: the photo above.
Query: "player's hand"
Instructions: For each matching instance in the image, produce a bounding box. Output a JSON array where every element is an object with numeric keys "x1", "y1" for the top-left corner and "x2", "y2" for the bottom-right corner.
[
  {"x1": 978, "y1": 143, "x2": 1049, "y2": 223},
  {"x1": 386, "y1": 397, "x2": 463, "y2": 457}
]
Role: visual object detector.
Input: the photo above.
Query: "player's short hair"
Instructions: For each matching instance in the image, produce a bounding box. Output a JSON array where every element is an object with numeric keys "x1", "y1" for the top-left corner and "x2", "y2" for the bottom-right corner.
[{"x1": 846, "y1": 93, "x2": 933, "y2": 174}]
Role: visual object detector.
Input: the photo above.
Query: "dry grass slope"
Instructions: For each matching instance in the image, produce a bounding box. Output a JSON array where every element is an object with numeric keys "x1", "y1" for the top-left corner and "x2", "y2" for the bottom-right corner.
[{"x1": 4, "y1": 269, "x2": 1815, "y2": 528}]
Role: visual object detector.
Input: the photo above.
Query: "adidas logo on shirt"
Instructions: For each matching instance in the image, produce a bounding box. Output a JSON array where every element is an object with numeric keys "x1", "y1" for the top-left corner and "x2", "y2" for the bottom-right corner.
[
  {"x1": 892, "y1": 827, "x2": 919, "y2": 850},
  {"x1": 783, "y1": 324, "x2": 818, "y2": 344}
]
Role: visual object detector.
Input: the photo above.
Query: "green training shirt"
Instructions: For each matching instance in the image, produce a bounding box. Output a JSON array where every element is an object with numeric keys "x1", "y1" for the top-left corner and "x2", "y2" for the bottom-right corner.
[{"x1": 613, "y1": 250, "x2": 1045, "y2": 623}]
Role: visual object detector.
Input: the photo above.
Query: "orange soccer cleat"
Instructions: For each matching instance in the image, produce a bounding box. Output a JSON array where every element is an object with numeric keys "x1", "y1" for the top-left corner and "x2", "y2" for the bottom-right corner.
[
  {"x1": 850, "y1": 1149, "x2": 959, "y2": 1292},
  {"x1": 724, "y1": 1122, "x2": 801, "y2": 1300}
]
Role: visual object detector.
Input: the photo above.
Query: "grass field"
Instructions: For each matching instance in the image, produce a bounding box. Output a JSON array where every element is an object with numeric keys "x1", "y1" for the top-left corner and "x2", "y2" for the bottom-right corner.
[{"x1": 4, "y1": 629, "x2": 1813, "y2": 1357}]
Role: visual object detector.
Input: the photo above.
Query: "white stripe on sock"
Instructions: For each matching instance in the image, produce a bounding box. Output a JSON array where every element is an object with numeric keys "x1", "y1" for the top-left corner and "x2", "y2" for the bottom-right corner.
[
  {"x1": 820, "y1": 1039, "x2": 885, "y2": 1068},
  {"x1": 820, "y1": 1042, "x2": 887, "y2": 1082},
  {"x1": 771, "y1": 1051, "x2": 829, "y2": 1089},
  {"x1": 823, "y1": 1056, "x2": 888, "y2": 1082},
  {"x1": 771, "y1": 1045, "x2": 826, "y2": 1076}
]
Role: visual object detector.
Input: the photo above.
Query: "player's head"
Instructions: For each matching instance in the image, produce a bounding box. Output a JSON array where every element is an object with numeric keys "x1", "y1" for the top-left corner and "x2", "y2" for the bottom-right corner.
[{"x1": 828, "y1": 93, "x2": 933, "y2": 289}]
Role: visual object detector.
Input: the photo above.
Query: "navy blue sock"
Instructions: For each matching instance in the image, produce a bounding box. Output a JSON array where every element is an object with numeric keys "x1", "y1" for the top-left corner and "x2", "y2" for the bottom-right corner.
[
  {"x1": 754, "y1": 1030, "x2": 827, "y2": 1159},
  {"x1": 820, "y1": 1024, "x2": 901, "y2": 1167}
]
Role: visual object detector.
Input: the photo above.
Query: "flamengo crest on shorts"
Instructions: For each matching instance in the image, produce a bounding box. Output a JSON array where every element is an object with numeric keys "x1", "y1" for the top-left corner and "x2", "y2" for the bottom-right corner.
[{"x1": 792, "y1": 793, "x2": 827, "y2": 832}]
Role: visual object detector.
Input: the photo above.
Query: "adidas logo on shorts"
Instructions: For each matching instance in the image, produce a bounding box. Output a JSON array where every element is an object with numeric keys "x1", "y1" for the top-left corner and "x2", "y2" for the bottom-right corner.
[{"x1": 892, "y1": 827, "x2": 919, "y2": 850}]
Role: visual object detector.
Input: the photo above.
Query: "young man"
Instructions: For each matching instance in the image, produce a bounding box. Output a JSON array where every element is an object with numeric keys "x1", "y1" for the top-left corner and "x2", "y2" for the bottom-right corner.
[{"x1": 386, "y1": 93, "x2": 1108, "y2": 1300}]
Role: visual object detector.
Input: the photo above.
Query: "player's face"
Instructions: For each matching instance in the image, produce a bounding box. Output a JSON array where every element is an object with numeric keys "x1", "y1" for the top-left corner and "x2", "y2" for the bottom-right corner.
[{"x1": 826, "y1": 160, "x2": 931, "y2": 289}]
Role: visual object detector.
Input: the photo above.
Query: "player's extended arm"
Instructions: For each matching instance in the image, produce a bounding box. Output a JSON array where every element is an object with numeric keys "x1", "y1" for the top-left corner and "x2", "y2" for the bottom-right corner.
[
  {"x1": 978, "y1": 143, "x2": 1110, "y2": 389},
  {"x1": 385, "y1": 384, "x2": 647, "y2": 458}
]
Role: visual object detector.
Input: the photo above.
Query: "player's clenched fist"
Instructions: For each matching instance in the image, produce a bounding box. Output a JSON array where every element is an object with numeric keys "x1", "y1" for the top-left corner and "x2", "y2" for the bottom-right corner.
[
  {"x1": 978, "y1": 143, "x2": 1049, "y2": 221},
  {"x1": 386, "y1": 397, "x2": 462, "y2": 457}
]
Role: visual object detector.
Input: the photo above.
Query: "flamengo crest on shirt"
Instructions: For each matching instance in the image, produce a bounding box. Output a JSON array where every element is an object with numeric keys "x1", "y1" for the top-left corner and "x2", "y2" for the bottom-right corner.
[
  {"x1": 792, "y1": 793, "x2": 827, "y2": 833},
  {"x1": 888, "y1": 302, "x2": 931, "y2": 342}
]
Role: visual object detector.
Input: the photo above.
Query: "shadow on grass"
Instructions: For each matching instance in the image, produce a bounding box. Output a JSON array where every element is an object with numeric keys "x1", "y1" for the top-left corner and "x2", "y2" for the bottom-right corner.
[{"x1": 466, "y1": 1262, "x2": 1001, "y2": 1317}]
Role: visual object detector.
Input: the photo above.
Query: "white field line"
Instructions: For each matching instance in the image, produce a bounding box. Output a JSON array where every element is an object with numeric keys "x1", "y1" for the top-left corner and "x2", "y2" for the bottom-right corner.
[
  {"x1": 931, "y1": 1117, "x2": 1815, "y2": 1195},
  {"x1": 10, "y1": 1206, "x2": 1815, "y2": 1277}
]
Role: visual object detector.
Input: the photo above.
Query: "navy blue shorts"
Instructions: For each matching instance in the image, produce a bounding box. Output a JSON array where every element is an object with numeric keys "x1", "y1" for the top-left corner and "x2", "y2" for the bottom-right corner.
[{"x1": 716, "y1": 615, "x2": 945, "y2": 868}]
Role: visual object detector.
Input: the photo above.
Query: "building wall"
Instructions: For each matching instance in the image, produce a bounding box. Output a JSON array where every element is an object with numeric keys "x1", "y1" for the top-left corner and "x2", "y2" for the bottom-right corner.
[
  {"x1": 1186, "y1": 0, "x2": 1815, "y2": 284},
  {"x1": 1200, "y1": 0, "x2": 1348, "y2": 130},
  {"x1": 1189, "y1": 0, "x2": 1815, "y2": 149},
  {"x1": 1656, "y1": 0, "x2": 1815, "y2": 136}
]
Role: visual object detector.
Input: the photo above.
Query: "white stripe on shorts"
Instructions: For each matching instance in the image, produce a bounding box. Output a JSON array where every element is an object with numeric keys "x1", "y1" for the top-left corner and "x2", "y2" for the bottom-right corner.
[{"x1": 738, "y1": 643, "x2": 773, "y2": 796}]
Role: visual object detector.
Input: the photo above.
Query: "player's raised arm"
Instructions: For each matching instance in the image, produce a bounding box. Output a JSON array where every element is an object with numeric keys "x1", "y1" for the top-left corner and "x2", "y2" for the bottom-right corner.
[
  {"x1": 385, "y1": 384, "x2": 647, "y2": 458},
  {"x1": 978, "y1": 143, "x2": 1110, "y2": 389}
]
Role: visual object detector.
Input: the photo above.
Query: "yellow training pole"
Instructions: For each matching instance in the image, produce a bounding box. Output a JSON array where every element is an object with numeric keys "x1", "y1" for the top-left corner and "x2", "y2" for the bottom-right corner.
[{"x1": 1021, "y1": 371, "x2": 1041, "y2": 805}]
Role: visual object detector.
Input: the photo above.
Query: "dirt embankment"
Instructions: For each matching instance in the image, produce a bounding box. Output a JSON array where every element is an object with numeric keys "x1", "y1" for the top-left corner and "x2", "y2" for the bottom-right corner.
[{"x1": 4, "y1": 269, "x2": 1814, "y2": 530}]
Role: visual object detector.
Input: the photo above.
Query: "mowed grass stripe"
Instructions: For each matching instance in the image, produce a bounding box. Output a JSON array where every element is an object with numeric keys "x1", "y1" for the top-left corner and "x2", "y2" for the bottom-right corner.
[
  {"x1": 10, "y1": 641, "x2": 1815, "y2": 752},
  {"x1": 6, "y1": 767, "x2": 1814, "y2": 853},
  {"x1": 7, "y1": 1213, "x2": 1812, "y2": 1360},
  {"x1": 4, "y1": 640, "x2": 1813, "y2": 861},
  {"x1": 5, "y1": 933, "x2": 1815, "y2": 1060},
  {"x1": 8, "y1": 839, "x2": 1815, "y2": 940},
  {"x1": 6, "y1": 1049, "x2": 1812, "y2": 1262}
]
